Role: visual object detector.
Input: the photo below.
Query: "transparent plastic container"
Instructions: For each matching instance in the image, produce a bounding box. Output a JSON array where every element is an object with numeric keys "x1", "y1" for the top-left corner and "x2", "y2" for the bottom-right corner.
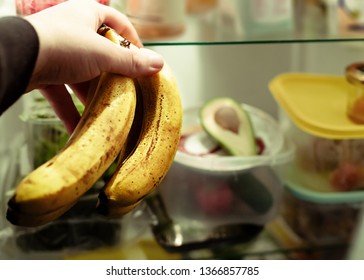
[
  {"x1": 274, "y1": 110, "x2": 364, "y2": 247},
  {"x1": 15, "y1": 0, "x2": 109, "y2": 15},
  {"x1": 124, "y1": 0, "x2": 186, "y2": 40},
  {"x1": 156, "y1": 103, "x2": 294, "y2": 233},
  {"x1": 269, "y1": 72, "x2": 364, "y2": 248},
  {"x1": 270, "y1": 72, "x2": 364, "y2": 192},
  {"x1": 279, "y1": 109, "x2": 364, "y2": 193},
  {"x1": 186, "y1": 0, "x2": 217, "y2": 14},
  {"x1": 280, "y1": 180, "x2": 363, "y2": 247}
]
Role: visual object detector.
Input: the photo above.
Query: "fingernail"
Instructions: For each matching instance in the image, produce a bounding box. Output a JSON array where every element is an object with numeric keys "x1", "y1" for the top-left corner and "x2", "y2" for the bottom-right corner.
[
  {"x1": 142, "y1": 48, "x2": 164, "y2": 70},
  {"x1": 150, "y1": 54, "x2": 164, "y2": 70}
]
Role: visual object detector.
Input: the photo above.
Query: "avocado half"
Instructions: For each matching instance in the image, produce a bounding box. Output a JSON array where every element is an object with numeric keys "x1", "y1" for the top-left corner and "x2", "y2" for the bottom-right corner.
[{"x1": 199, "y1": 97, "x2": 257, "y2": 156}]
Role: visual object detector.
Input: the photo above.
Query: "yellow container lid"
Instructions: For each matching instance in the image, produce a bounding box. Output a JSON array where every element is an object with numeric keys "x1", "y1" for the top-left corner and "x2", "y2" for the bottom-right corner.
[{"x1": 269, "y1": 73, "x2": 364, "y2": 139}]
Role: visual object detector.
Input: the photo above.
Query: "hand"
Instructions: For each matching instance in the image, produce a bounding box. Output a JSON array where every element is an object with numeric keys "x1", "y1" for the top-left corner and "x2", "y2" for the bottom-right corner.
[{"x1": 25, "y1": 0, "x2": 164, "y2": 134}]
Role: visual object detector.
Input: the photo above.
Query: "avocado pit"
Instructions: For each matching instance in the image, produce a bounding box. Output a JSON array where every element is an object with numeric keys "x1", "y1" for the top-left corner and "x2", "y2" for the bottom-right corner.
[
  {"x1": 214, "y1": 106, "x2": 240, "y2": 134},
  {"x1": 200, "y1": 97, "x2": 257, "y2": 156}
]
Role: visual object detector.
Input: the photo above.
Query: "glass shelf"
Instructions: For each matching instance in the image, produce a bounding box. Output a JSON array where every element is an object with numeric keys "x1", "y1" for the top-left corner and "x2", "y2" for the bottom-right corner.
[
  {"x1": 116, "y1": 1, "x2": 364, "y2": 47},
  {"x1": 182, "y1": 231, "x2": 350, "y2": 260},
  {"x1": 1, "y1": 0, "x2": 364, "y2": 46}
]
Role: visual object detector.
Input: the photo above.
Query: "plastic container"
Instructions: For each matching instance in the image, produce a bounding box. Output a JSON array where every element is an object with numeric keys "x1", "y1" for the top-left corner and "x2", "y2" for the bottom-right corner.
[
  {"x1": 124, "y1": 0, "x2": 186, "y2": 40},
  {"x1": 2, "y1": 183, "x2": 123, "y2": 257},
  {"x1": 270, "y1": 73, "x2": 364, "y2": 192},
  {"x1": 231, "y1": 0, "x2": 294, "y2": 38},
  {"x1": 280, "y1": 182, "x2": 363, "y2": 247},
  {"x1": 156, "y1": 103, "x2": 294, "y2": 239},
  {"x1": 19, "y1": 91, "x2": 81, "y2": 170},
  {"x1": 269, "y1": 72, "x2": 364, "y2": 249},
  {"x1": 186, "y1": 0, "x2": 217, "y2": 14},
  {"x1": 275, "y1": 110, "x2": 364, "y2": 249},
  {"x1": 279, "y1": 109, "x2": 364, "y2": 193},
  {"x1": 267, "y1": 181, "x2": 362, "y2": 258},
  {"x1": 16, "y1": 0, "x2": 109, "y2": 15}
]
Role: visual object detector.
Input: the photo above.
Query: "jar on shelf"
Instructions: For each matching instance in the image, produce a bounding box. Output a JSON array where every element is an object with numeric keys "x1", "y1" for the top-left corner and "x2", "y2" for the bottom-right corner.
[
  {"x1": 346, "y1": 62, "x2": 364, "y2": 124},
  {"x1": 124, "y1": 0, "x2": 186, "y2": 40},
  {"x1": 186, "y1": 0, "x2": 217, "y2": 14},
  {"x1": 15, "y1": 0, "x2": 109, "y2": 16}
]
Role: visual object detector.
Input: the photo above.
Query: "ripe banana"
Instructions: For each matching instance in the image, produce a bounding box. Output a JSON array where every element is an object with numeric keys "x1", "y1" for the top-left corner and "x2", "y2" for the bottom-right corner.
[
  {"x1": 6, "y1": 201, "x2": 76, "y2": 228},
  {"x1": 97, "y1": 61, "x2": 183, "y2": 217},
  {"x1": 7, "y1": 24, "x2": 182, "y2": 226},
  {"x1": 7, "y1": 72, "x2": 137, "y2": 227},
  {"x1": 97, "y1": 24, "x2": 144, "y2": 163}
]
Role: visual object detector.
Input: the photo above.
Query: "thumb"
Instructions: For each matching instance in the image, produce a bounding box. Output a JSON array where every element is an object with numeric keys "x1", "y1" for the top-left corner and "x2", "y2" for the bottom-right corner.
[{"x1": 102, "y1": 43, "x2": 165, "y2": 78}]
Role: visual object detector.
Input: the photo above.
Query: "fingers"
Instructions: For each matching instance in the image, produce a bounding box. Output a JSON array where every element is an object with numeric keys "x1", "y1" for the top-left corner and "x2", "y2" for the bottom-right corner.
[
  {"x1": 40, "y1": 85, "x2": 81, "y2": 135},
  {"x1": 96, "y1": 26, "x2": 164, "y2": 77},
  {"x1": 77, "y1": 2, "x2": 166, "y2": 77},
  {"x1": 27, "y1": 0, "x2": 165, "y2": 135},
  {"x1": 124, "y1": 47, "x2": 165, "y2": 76},
  {"x1": 68, "y1": 81, "x2": 91, "y2": 105},
  {"x1": 100, "y1": 43, "x2": 164, "y2": 77}
]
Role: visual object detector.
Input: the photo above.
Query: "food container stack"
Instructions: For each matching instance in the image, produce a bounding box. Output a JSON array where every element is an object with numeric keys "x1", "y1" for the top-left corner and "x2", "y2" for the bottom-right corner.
[{"x1": 269, "y1": 69, "x2": 364, "y2": 259}]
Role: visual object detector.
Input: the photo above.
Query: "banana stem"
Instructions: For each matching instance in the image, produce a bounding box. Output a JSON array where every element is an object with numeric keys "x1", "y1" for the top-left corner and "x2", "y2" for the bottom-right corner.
[{"x1": 98, "y1": 24, "x2": 137, "y2": 50}]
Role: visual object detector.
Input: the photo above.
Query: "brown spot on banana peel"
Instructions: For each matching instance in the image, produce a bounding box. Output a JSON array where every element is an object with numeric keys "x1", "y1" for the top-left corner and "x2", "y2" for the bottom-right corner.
[
  {"x1": 97, "y1": 63, "x2": 182, "y2": 215},
  {"x1": 6, "y1": 74, "x2": 137, "y2": 225}
]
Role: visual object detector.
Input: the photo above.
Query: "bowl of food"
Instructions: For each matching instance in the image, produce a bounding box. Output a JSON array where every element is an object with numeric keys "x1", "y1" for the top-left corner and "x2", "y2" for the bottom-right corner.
[{"x1": 149, "y1": 98, "x2": 294, "y2": 251}]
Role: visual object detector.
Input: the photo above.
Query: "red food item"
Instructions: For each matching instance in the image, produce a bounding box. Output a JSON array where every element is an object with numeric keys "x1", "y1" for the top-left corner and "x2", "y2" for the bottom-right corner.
[
  {"x1": 255, "y1": 137, "x2": 265, "y2": 155},
  {"x1": 194, "y1": 181, "x2": 233, "y2": 215},
  {"x1": 330, "y1": 161, "x2": 364, "y2": 192}
]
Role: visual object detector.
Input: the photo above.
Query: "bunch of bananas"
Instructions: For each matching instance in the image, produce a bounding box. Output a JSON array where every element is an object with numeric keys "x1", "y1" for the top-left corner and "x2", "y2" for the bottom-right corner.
[{"x1": 6, "y1": 26, "x2": 183, "y2": 227}]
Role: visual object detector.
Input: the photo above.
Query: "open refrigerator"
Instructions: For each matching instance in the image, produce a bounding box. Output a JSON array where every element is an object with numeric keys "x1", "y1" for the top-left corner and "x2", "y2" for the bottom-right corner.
[{"x1": 1, "y1": 0, "x2": 364, "y2": 260}]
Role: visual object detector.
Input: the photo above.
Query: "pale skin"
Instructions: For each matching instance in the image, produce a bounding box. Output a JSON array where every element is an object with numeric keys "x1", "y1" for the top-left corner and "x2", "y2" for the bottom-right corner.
[{"x1": 24, "y1": 0, "x2": 164, "y2": 134}]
